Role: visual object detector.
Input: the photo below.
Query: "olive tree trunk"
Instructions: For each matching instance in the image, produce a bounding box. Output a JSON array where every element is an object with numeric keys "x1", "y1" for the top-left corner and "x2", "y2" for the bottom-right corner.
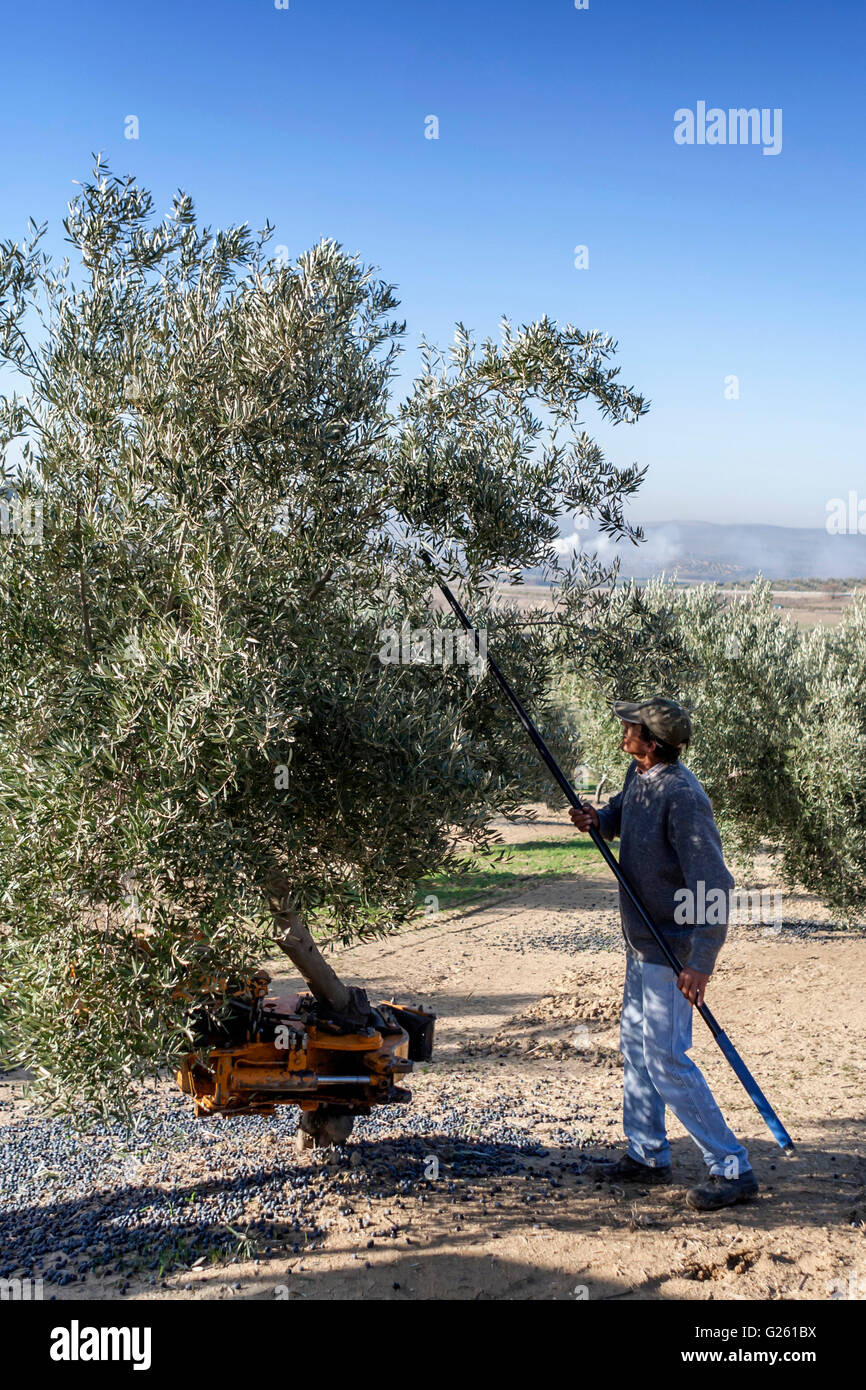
[{"x1": 266, "y1": 871, "x2": 370, "y2": 1023}]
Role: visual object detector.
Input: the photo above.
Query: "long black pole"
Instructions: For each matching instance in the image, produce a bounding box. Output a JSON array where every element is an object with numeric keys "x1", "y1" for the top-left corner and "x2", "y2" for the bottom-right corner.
[{"x1": 425, "y1": 555, "x2": 795, "y2": 1155}]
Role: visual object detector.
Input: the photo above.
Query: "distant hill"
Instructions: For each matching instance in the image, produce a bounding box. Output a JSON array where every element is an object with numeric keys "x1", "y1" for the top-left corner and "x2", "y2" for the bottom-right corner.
[{"x1": 548, "y1": 520, "x2": 866, "y2": 583}]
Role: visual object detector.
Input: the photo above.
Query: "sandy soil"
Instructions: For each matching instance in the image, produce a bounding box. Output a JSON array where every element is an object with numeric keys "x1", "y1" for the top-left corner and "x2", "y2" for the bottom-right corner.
[
  {"x1": 720, "y1": 589, "x2": 856, "y2": 629},
  {"x1": 494, "y1": 582, "x2": 858, "y2": 628},
  {"x1": 40, "y1": 807, "x2": 865, "y2": 1303}
]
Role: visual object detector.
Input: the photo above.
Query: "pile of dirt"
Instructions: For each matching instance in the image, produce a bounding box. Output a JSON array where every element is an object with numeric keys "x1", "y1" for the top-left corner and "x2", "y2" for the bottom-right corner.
[
  {"x1": 548, "y1": 965, "x2": 624, "y2": 1022},
  {"x1": 682, "y1": 1247, "x2": 759, "y2": 1281},
  {"x1": 466, "y1": 962, "x2": 624, "y2": 1061}
]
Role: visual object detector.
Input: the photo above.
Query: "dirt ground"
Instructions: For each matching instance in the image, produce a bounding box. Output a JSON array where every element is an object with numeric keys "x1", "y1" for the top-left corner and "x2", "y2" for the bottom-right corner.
[
  {"x1": 718, "y1": 588, "x2": 856, "y2": 629},
  {"x1": 496, "y1": 583, "x2": 857, "y2": 629},
  {"x1": 39, "y1": 806, "x2": 864, "y2": 1303}
]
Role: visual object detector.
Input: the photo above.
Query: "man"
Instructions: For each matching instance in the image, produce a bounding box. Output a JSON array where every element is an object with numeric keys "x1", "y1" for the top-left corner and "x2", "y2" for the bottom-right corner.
[{"x1": 570, "y1": 697, "x2": 758, "y2": 1211}]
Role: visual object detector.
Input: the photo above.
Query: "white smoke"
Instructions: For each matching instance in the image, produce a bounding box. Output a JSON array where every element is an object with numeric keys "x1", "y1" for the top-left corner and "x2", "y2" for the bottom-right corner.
[
  {"x1": 554, "y1": 523, "x2": 684, "y2": 572},
  {"x1": 551, "y1": 520, "x2": 866, "y2": 581}
]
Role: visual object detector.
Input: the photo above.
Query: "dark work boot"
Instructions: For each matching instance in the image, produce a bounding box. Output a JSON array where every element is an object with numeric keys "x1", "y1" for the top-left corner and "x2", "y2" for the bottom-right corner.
[
  {"x1": 686, "y1": 1170, "x2": 760, "y2": 1210},
  {"x1": 590, "y1": 1151, "x2": 672, "y2": 1184}
]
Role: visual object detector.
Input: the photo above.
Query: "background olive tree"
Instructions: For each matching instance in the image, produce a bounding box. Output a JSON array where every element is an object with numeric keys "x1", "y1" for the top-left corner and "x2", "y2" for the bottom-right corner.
[
  {"x1": 0, "y1": 162, "x2": 654, "y2": 1110},
  {"x1": 570, "y1": 577, "x2": 866, "y2": 921},
  {"x1": 784, "y1": 595, "x2": 866, "y2": 919}
]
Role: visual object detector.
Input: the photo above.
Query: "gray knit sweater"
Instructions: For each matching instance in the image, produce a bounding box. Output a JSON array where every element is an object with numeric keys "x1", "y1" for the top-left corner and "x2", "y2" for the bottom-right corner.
[{"x1": 596, "y1": 759, "x2": 734, "y2": 974}]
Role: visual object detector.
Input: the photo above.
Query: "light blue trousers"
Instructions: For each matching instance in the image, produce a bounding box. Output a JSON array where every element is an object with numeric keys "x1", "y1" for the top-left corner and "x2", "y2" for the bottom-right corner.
[{"x1": 621, "y1": 952, "x2": 751, "y2": 1178}]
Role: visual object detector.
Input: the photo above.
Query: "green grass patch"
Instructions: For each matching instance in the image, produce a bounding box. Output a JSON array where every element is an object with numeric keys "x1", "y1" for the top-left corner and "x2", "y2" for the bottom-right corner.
[{"x1": 416, "y1": 836, "x2": 601, "y2": 911}]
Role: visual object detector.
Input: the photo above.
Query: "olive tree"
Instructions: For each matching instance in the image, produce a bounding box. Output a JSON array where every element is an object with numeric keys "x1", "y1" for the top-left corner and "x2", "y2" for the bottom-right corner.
[
  {"x1": 571, "y1": 577, "x2": 866, "y2": 921},
  {"x1": 784, "y1": 596, "x2": 866, "y2": 920},
  {"x1": 0, "y1": 162, "x2": 650, "y2": 1108}
]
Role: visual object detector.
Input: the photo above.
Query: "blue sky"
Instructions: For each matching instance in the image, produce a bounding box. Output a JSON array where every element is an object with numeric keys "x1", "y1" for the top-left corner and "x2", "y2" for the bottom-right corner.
[{"x1": 1, "y1": 0, "x2": 863, "y2": 528}]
